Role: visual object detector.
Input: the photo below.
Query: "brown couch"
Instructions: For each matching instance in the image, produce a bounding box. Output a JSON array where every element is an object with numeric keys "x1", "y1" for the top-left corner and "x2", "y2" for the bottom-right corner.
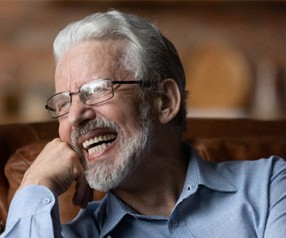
[{"x1": 1, "y1": 118, "x2": 286, "y2": 233}]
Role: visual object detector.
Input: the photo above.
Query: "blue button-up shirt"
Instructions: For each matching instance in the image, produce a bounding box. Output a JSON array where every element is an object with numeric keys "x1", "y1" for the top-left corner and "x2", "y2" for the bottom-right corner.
[{"x1": 2, "y1": 144, "x2": 286, "y2": 237}]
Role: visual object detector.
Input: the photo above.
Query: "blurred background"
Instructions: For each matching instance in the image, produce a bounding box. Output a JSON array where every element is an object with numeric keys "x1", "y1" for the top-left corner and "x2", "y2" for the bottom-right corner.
[{"x1": 0, "y1": 0, "x2": 285, "y2": 124}]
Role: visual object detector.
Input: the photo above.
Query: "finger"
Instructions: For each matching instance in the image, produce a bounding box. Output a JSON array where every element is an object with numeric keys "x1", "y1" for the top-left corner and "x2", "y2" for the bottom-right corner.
[{"x1": 20, "y1": 138, "x2": 82, "y2": 195}]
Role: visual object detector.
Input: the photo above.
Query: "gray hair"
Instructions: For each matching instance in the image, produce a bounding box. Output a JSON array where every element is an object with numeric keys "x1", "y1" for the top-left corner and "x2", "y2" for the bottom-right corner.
[{"x1": 53, "y1": 10, "x2": 187, "y2": 130}]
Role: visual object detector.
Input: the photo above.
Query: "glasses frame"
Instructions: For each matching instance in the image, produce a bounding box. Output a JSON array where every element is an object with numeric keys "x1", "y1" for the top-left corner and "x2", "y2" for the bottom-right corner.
[{"x1": 45, "y1": 79, "x2": 143, "y2": 119}]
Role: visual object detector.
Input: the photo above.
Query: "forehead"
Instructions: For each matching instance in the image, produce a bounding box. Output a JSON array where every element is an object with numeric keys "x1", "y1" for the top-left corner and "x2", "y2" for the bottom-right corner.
[{"x1": 55, "y1": 39, "x2": 127, "y2": 91}]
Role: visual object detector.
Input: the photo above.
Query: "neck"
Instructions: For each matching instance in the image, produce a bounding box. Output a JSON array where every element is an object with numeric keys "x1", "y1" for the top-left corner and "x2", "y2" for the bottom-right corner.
[{"x1": 112, "y1": 135, "x2": 188, "y2": 217}]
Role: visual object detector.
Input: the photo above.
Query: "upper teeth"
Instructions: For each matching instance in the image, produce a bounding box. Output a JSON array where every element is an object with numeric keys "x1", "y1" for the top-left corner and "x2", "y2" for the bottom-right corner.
[{"x1": 82, "y1": 134, "x2": 117, "y2": 149}]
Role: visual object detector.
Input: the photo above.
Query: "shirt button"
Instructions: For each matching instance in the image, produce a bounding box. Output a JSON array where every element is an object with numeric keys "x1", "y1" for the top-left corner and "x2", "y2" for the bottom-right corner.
[
  {"x1": 42, "y1": 197, "x2": 51, "y2": 204},
  {"x1": 171, "y1": 219, "x2": 179, "y2": 227},
  {"x1": 188, "y1": 184, "x2": 196, "y2": 191}
]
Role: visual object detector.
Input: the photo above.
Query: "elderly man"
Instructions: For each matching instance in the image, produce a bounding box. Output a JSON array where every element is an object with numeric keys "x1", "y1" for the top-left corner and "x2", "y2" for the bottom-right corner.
[{"x1": 1, "y1": 10, "x2": 286, "y2": 238}]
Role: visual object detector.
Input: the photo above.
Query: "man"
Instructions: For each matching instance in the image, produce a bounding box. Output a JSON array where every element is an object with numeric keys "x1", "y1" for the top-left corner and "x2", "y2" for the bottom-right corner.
[{"x1": 1, "y1": 10, "x2": 286, "y2": 238}]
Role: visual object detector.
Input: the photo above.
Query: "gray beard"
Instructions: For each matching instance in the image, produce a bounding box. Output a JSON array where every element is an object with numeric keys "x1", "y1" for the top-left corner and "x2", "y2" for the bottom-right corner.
[{"x1": 71, "y1": 104, "x2": 153, "y2": 192}]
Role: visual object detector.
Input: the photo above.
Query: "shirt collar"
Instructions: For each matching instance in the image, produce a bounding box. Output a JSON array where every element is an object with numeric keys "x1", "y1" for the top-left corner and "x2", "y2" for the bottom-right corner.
[
  {"x1": 181, "y1": 143, "x2": 237, "y2": 199},
  {"x1": 97, "y1": 192, "x2": 128, "y2": 237}
]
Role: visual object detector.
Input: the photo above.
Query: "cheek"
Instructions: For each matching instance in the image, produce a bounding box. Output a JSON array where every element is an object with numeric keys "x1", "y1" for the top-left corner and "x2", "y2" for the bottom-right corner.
[
  {"x1": 58, "y1": 120, "x2": 71, "y2": 144},
  {"x1": 117, "y1": 103, "x2": 145, "y2": 133}
]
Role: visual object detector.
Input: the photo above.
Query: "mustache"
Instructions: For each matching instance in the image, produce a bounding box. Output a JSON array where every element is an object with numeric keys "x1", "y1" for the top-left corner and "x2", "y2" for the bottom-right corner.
[{"x1": 73, "y1": 118, "x2": 119, "y2": 137}]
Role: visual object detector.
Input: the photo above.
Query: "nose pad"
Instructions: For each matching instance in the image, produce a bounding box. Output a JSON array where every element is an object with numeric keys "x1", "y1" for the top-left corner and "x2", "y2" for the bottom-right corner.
[{"x1": 68, "y1": 96, "x2": 96, "y2": 127}]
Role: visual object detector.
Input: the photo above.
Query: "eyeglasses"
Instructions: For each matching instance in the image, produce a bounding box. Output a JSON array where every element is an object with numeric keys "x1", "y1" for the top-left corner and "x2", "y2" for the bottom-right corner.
[{"x1": 45, "y1": 79, "x2": 143, "y2": 118}]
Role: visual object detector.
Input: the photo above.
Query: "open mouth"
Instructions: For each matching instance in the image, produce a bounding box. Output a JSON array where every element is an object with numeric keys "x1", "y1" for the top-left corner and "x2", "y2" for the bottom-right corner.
[{"x1": 82, "y1": 133, "x2": 117, "y2": 155}]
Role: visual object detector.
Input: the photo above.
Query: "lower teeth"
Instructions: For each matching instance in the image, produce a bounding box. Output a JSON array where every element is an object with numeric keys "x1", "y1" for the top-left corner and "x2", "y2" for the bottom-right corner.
[{"x1": 88, "y1": 142, "x2": 111, "y2": 155}]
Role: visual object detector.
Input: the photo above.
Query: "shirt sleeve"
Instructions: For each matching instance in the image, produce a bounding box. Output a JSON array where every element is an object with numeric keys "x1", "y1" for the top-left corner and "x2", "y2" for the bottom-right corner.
[
  {"x1": 0, "y1": 185, "x2": 62, "y2": 238},
  {"x1": 264, "y1": 157, "x2": 286, "y2": 237}
]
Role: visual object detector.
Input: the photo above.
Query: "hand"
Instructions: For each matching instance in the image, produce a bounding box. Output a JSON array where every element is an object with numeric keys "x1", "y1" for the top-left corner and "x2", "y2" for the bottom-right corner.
[{"x1": 19, "y1": 138, "x2": 91, "y2": 208}]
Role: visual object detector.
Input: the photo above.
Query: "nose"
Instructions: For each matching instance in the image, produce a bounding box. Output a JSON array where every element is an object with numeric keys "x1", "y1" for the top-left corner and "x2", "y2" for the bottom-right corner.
[{"x1": 67, "y1": 95, "x2": 96, "y2": 127}]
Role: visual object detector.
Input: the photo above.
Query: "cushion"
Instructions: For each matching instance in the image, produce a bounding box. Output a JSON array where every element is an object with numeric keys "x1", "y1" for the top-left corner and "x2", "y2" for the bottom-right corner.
[{"x1": 192, "y1": 135, "x2": 286, "y2": 162}]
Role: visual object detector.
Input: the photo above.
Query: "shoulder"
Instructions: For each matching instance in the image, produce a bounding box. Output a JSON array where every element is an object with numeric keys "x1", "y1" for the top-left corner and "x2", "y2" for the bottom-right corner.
[
  {"x1": 215, "y1": 155, "x2": 286, "y2": 174},
  {"x1": 212, "y1": 156, "x2": 286, "y2": 189}
]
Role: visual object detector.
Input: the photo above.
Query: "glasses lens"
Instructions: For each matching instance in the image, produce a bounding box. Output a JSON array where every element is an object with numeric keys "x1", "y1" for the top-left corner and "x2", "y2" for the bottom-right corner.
[
  {"x1": 47, "y1": 92, "x2": 71, "y2": 118},
  {"x1": 80, "y1": 80, "x2": 113, "y2": 105}
]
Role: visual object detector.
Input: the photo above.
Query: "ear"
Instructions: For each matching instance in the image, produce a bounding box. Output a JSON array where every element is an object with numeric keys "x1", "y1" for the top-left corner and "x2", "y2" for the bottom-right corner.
[{"x1": 157, "y1": 78, "x2": 181, "y2": 125}]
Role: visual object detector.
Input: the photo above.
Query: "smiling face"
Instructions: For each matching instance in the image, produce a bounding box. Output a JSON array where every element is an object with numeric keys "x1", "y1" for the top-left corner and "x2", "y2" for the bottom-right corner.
[{"x1": 55, "y1": 40, "x2": 154, "y2": 191}]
